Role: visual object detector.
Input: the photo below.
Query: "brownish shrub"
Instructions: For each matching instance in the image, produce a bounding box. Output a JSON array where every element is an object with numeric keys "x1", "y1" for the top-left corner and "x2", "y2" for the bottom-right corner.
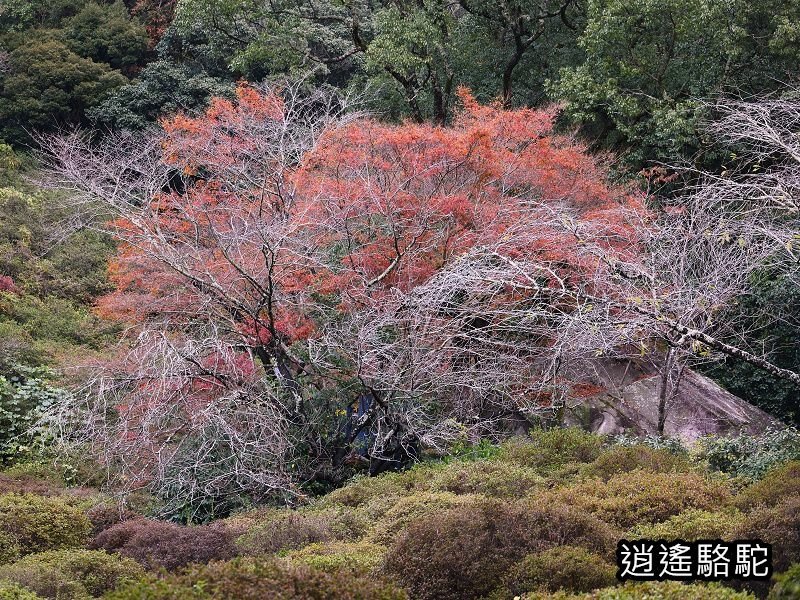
[
  {"x1": 492, "y1": 546, "x2": 616, "y2": 598},
  {"x1": 733, "y1": 497, "x2": 800, "y2": 572},
  {"x1": 105, "y1": 557, "x2": 408, "y2": 599},
  {"x1": 543, "y1": 471, "x2": 732, "y2": 529},
  {"x1": 735, "y1": 461, "x2": 800, "y2": 511},
  {"x1": 382, "y1": 498, "x2": 616, "y2": 600},
  {"x1": 237, "y1": 510, "x2": 337, "y2": 556},
  {"x1": 85, "y1": 504, "x2": 139, "y2": 536},
  {"x1": 90, "y1": 518, "x2": 237, "y2": 571},
  {"x1": 582, "y1": 445, "x2": 691, "y2": 480},
  {"x1": 0, "y1": 474, "x2": 61, "y2": 497}
]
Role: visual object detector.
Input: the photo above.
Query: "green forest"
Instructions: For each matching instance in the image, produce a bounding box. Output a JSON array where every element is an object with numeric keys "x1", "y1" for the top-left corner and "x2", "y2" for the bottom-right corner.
[{"x1": 0, "y1": 0, "x2": 799, "y2": 598}]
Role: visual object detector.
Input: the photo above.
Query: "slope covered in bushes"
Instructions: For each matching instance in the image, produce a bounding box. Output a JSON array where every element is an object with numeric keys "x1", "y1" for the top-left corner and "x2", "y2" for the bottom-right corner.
[{"x1": 0, "y1": 427, "x2": 797, "y2": 598}]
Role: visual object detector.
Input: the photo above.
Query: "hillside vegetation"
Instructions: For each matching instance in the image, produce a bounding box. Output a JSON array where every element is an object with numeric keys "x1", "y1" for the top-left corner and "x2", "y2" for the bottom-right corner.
[
  {"x1": 0, "y1": 428, "x2": 796, "y2": 598},
  {"x1": 2, "y1": 0, "x2": 800, "y2": 598}
]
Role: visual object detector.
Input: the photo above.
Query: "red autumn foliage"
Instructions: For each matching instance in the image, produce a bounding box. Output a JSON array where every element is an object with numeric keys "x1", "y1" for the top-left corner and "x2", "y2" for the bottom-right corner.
[
  {"x1": 99, "y1": 85, "x2": 645, "y2": 347},
  {"x1": 0, "y1": 275, "x2": 18, "y2": 294}
]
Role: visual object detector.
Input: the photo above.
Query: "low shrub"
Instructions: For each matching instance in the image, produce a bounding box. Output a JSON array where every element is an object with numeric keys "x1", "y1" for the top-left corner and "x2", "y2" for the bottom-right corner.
[
  {"x1": 320, "y1": 473, "x2": 415, "y2": 509},
  {"x1": 734, "y1": 461, "x2": 800, "y2": 511},
  {"x1": 0, "y1": 493, "x2": 91, "y2": 556},
  {"x1": 490, "y1": 546, "x2": 616, "y2": 598},
  {"x1": 104, "y1": 557, "x2": 408, "y2": 599},
  {"x1": 699, "y1": 427, "x2": 800, "y2": 479},
  {"x1": 501, "y1": 429, "x2": 604, "y2": 474},
  {"x1": 543, "y1": 471, "x2": 732, "y2": 529},
  {"x1": 627, "y1": 508, "x2": 745, "y2": 541},
  {"x1": 769, "y1": 563, "x2": 800, "y2": 599},
  {"x1": 429, "y1": 461, "x2": 544, "y2": 498},
  {"x1": 733, "y1": 498, "x2": 800, "y2": 572},
  {"x1": 0, "y1": 468, "x2": 64, "y2": 497},
  {"x1": 285, "y1": 541, "x2": 386, "y2": 575},
  {"x1": 89, "y1": 518, "x2": 236, "y2": 571},
  {"x1": 0, "y1": 581, "x2": 42, "y2": 600},
  {"x1": 84, "y1": 504, "x2": 138, "y2": 536},
  {"x1": 582, "y1": 445, "x2": 692, "y2": 480},
  {"x1": 521, "y1": 581, "x2": 756, "y2": 599},
  {"x1": 0, "y1": 549, "x2": 143, "y2": 599},
  {"x1": 366, "y1": 492, "x2": 480, "y2": 545},
  {"x1": 382, "y1": 498, "x2": 616, "y2": 600},
  {"x1": 236, "y1": 509, "x2": 347, "y2": 556}
]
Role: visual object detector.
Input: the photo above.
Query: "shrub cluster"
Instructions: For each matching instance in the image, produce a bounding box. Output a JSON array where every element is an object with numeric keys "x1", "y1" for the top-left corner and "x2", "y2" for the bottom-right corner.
[
  {"x1": 382, "y1": 497, "x2": 615, "y2": 600},
  {"x1": 84, "y1": 504, "x2": 138, "y2": 536},
  {"x1": 500, "y1": 429, "x2": 604, "y2": 474},
  {"x1": 284, "y1": 541, "x2": 386, "y2": 575},
  {"x1": 734, "y1": 461, "x2": 800, "y2": 510},
  {"x1": 0, "y1": 581, "x2": 41, "y2": 600},
  {"x1": 426, "y1": 461, "x2": 544, "y2": 498},
  {"x1": 104, "y1": 557, "x2": 408, "y2": 600},
  {"x1": 0, "y1": 549, "x2": 143, "y2": 599},
  {"x1": 0, "y1": 493, "x2": 91, "y2": 559},
  {"x1": 627, "y1": 508, "x2": 745, "y2": 541},
  {"x1": 733, "y1": 497, "x2": 800, "y2": 572},
  {"x1": 490, "y1": 545, "x2": 616, "y2": 598},
  {"x1": 699, "y1": 427, "x2": 800, "y2": 479},
  {"x1": 582, "y1": 445, "x2": 692, "y2": 480},
  {"x1": 90, "y1": 518, "x2": 236, "y2": 571},
  {"x1": 543, "y1": 471, "x2": 732, "y2": 528},
  {"x1": 236, "y1": 510, "x2": 339, "y2": 556},
  {"x1": 521, "y1": 581, "x2": 756, "y2": 599},
  {"x1": 365, "y1": 491, "x2": 479, "y2": 546},
  {"x1": 769, "y1": 563, "x2": 800, "y2": 599}
]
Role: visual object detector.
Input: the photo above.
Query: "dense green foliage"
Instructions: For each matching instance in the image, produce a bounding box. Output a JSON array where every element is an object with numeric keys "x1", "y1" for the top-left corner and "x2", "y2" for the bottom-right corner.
[{"x1": 0, "y1": 493, "x2": 91, "y2": 558}]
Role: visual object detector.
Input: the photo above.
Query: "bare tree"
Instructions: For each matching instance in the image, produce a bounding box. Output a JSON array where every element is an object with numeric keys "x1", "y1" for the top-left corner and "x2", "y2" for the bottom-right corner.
[{"x1": 36, "y1": 87, "x2": 800, "y2": 512}]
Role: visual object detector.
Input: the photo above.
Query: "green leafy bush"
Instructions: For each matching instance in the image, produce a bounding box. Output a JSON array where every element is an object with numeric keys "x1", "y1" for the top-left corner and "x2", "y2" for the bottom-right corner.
[
  {"x1": 490, "y1": 546, "x2": 616, "y2": 598},
  {"x1": 582, "y1": 445, "x2": 692, "y2": 480},
  {"x1": 236, "y1": 507, "x2": 367, "y2": 556},
  {"x1": 699, "y1": 427, "x2": 800, "y2": 479},
  {"x1": 284, "y1": 541, "x2": 386, "y2": 575},
  {"x1": 0, "y1": 580, "x2": 41, "y2": 600},
  {"x1": 627, "y1": 508, "x2": 745, "y2": 541},
  {"x1": 0, "y1": 493, "x2": 90, "y2": 556},
  {"x1": 608, "y1": 434, "x2": 688, "y2": 455},
  {"x1": 382, "y1": 498, "x2": 615, "y2": 600},
  {"x1": 735, "y1": 461, "x2": 800, "y2": 510},
  {"x1": 319, "y1": 473, "x2": 414, "y2": 510},
  {"x1": 89, "y1": 518, "x2": 236, "y2": 571},
  {"x1": 501, "y1": 429, "x2": 604, "y2": 474},
  {"x1": 0, "y1": 549, "x2": 143, "y2": 599},
  {"x1": 733, "y1": 498, "x2": 800, "y2": 572},
  {"x1": 521, "y1": 581, "x2": 756, "y2": 599},
  {"x1": 366, "y1": 492, "x2": 481, "y2": 545},
  {"x1": 428, "y1": 460, "x2": 544, "y2": 498},
  {"x1": 0, "y1": 365, "x2": 67, "y2": 464},
  {"x1": 104, "y1": 557, "x2": 408, "y2": 599},
  {"x1": 544, "y1": 471, "x2": 732, "y2": 528},
  {"x1": 769, "y1": 563, "x2": 800, "y2": 599}
]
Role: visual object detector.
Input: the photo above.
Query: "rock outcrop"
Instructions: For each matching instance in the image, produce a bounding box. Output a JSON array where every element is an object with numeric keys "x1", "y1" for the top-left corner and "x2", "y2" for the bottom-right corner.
[{"x1": 561, "y1": 359, "x2": 779, "y2": 441}]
